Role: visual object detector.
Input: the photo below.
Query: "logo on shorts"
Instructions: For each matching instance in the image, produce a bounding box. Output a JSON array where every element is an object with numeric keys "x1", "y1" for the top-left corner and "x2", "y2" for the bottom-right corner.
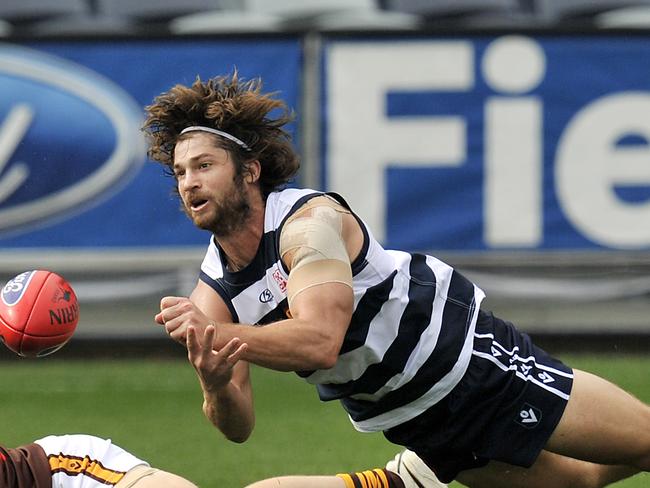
[
  {"x1": 516, "y1": 403, "x2": 542, "y2": 429},
  {"x1": 537, "y1": 371, "x2": 555, "y2": 383}
]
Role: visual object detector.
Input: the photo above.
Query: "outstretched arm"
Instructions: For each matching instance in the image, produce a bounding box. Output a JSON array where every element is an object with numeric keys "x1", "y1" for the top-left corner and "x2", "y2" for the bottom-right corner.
[
  {"x1": 159, "y1": 281, "x2": 255, "y2": 443},
  {"x1": 159, "y1": 281, "x2": 353, "y2": 372},
  {"x1": 157, "y1": 196, "x2": 360, "y2": 372},
  {"x1": 186, "y1": 324, "x2": 253, "y2": 443}
]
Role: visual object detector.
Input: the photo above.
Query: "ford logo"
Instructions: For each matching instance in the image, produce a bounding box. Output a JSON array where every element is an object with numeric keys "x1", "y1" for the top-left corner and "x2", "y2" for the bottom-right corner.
[{"x1": 0, "y1": 44, "x2": 146, "y2": 236}]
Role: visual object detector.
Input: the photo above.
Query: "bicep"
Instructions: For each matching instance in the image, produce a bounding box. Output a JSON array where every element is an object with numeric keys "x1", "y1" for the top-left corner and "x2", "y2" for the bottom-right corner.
[{"x1": 289, "y1": 280, "x2": 354, "y2": 342}]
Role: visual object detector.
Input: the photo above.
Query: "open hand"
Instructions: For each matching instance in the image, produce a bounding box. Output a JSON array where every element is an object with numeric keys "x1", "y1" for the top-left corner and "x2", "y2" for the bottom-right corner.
[{"x1": 187, "y1": 324, "x2": 248, "y2": 391}]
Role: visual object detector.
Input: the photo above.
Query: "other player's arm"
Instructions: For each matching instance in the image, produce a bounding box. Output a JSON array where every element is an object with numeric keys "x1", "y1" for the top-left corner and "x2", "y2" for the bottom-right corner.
[{"x1": 186, "y1": 281, "x2": 254, "y2": 443}]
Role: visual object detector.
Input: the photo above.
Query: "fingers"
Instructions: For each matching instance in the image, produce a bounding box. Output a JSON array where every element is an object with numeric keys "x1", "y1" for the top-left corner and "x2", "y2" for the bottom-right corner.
[
  {"x1": 156, "y1": 297, "x2": 194, "y2": 338},
  {"x1": 227, "y1": 342, "x2": 248, "y2": 363},
  {"x1": 186, "y1": 325, "x2": 247, "y2": 367},
  {"x1": 216, "y1": 338, "x2": 247, "y2": 368},
  {"x1": 202, "y1": 324, "x2": 216, "y2": 354},
  {"x1": 186, "y1": 324, "x2": 214, "y2": 355},
  {"x1": 218, "y1": 336, "x2": 241, "y2": 357},
  {"x1": 160, "y1": 296, "x2": 186, "y2": 309},
  {"x1": 157, "y1": 296, "x2": 188, "y2": 322},
  {"x1": 186, "y1": 326, "x2": 201, "y2": 359}
]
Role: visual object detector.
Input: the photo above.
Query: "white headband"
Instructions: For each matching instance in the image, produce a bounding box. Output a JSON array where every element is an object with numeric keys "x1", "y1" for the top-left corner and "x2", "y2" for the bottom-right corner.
[{"x1": 180, "y1": 126, "x2": 251, "y2": 151}]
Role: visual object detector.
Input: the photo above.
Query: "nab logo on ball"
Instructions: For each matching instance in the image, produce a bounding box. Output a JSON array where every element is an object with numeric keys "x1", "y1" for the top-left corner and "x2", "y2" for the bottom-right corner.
[
  {"x1": 1, "y1": 270, "x2": 36, "y2": 306},
  {"x1": 0, "y1": 270, "x2": 79, "y2": 357}
]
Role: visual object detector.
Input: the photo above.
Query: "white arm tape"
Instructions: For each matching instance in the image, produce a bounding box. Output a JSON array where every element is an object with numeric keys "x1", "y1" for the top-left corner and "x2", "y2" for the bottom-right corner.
[{"x1": 280, "y1": 205, "x2": 353, "y2": 305}]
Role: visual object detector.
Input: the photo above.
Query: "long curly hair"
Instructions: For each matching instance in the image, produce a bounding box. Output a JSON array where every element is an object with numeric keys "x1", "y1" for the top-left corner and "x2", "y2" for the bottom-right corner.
[{"x1": 142, "y1": 71, "x2": 300, "y2": 198}]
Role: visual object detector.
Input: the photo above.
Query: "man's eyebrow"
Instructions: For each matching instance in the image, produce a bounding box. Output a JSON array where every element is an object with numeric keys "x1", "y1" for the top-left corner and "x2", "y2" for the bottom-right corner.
[
  {"x1": 188, "y1": 152, "x2": 215, "y2": 161},
  {"x1": 173, "y1": 153, "x2": 215, "y2": 168}
]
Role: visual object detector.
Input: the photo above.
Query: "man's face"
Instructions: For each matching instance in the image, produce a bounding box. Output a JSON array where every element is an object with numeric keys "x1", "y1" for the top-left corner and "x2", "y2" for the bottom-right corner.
[{"x1": 173, "y1": 133, "x2": 250, "y2": 237}]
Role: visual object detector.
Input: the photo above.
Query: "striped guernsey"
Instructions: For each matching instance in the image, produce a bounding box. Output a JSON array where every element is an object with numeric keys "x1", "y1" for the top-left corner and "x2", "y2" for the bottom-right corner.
[{"x1": 199, "y1": 188, "x2": 485, "y2": 432}]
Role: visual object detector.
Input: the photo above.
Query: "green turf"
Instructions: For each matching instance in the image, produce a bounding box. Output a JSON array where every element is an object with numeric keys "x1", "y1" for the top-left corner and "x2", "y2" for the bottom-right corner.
[{"x1": 1, "y1": 353, "x2": 648, "y2": 487}]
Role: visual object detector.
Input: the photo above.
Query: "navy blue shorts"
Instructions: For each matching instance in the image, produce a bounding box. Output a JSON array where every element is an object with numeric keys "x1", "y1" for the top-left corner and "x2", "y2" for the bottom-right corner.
[{"x1": 383, "y1": 309, "x2": 573, "y2": 483}]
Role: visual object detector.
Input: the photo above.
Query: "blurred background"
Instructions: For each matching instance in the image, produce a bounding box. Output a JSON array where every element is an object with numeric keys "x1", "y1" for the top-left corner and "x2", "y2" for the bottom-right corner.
[{"x1": 2, "y1": 0, "x2": 649, "y2": 353}]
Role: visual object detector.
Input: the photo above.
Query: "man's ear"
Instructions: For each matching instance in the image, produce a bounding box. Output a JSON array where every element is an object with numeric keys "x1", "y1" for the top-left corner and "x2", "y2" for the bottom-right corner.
[{"x1": 246, "y1": 160, "x2": 261, "y2": 183}]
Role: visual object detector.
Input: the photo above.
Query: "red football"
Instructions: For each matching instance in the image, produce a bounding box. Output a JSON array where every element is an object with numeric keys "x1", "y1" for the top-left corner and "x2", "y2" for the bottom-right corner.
[{"x1": 0, "y1": 270, "x2": 79, "y2": 357}]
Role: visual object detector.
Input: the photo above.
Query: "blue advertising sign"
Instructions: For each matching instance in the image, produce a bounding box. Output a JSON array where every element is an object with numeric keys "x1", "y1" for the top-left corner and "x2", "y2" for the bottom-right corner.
[
  {"x1": 323, "y1": 35, "x2": 650, "y2": 252},
  {"x1": 0, "y1": 38, "x2": 302, "y2": 248}
]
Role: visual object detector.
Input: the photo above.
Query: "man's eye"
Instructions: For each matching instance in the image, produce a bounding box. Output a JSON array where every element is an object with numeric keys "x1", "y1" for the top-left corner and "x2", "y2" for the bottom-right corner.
[
  {"x1": 199, "y1": 162, "x2": 211, "y2": 169},
  {"x1": 174, "y1": 170, "x2": 185, "y2": 178}
]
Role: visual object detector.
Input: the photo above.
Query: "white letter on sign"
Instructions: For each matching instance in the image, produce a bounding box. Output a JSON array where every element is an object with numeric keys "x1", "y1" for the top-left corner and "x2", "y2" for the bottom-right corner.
[
  {"x1": 326, "y1": 41, "x2": 473, "y2": 243},
  {"x1": 482, "y1": 36, "x2": 546, "y2": 247},
  {"x1": 557, "y1": 92, "x2": 650, "y2": 248}
]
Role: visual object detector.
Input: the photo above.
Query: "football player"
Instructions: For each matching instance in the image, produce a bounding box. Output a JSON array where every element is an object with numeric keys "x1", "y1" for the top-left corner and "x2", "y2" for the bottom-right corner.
[
  {"x1": 0, "y1": 434, "x2": 196, "y2": 488},
  {"x1": 1, "y1": 434, "x2": 445, "y2": 488}
]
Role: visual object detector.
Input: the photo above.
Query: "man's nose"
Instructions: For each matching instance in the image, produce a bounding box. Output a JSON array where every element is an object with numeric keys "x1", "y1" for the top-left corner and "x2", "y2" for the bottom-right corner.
[{"x1": 180, "y1": 170, "x2": 200, "y2": 190}]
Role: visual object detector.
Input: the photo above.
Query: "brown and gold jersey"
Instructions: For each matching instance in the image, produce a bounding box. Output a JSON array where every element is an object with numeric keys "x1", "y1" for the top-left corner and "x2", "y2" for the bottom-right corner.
[{"x1": 0, "y1": 443, "x2": 51, "y2": 488}]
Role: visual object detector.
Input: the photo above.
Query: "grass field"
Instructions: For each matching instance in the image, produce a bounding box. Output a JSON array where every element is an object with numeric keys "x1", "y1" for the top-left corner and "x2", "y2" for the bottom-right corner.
[{"x1": 1, "y1": 353, "x2": 649, "y2": 487}]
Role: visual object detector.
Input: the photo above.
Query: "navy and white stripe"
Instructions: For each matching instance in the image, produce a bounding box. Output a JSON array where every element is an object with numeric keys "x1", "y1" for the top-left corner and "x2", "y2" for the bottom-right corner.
[
  {"x1": 200, "y1": 188, "x2": 485, "y2": 432},
  {"x1": 472, "y1": 332, "x2": 573, "y2": 401}
]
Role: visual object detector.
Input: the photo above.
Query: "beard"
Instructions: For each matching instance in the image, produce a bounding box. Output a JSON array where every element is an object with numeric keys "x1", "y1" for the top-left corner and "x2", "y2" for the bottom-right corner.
[{"x1": 183, "y1": 174, "x2": 251, "y2": 238}]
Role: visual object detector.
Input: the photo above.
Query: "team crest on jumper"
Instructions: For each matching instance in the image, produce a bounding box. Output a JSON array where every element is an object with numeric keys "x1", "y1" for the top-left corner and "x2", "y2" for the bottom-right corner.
[{"x1": 259, "y1": 288, "x2": 274, "y2": 303}]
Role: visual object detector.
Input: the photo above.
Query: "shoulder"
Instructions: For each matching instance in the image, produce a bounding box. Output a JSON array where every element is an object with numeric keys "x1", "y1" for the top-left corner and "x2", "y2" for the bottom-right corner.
[{"x1": 265, "y1": 188, "x2": 324, "y2": 229}]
